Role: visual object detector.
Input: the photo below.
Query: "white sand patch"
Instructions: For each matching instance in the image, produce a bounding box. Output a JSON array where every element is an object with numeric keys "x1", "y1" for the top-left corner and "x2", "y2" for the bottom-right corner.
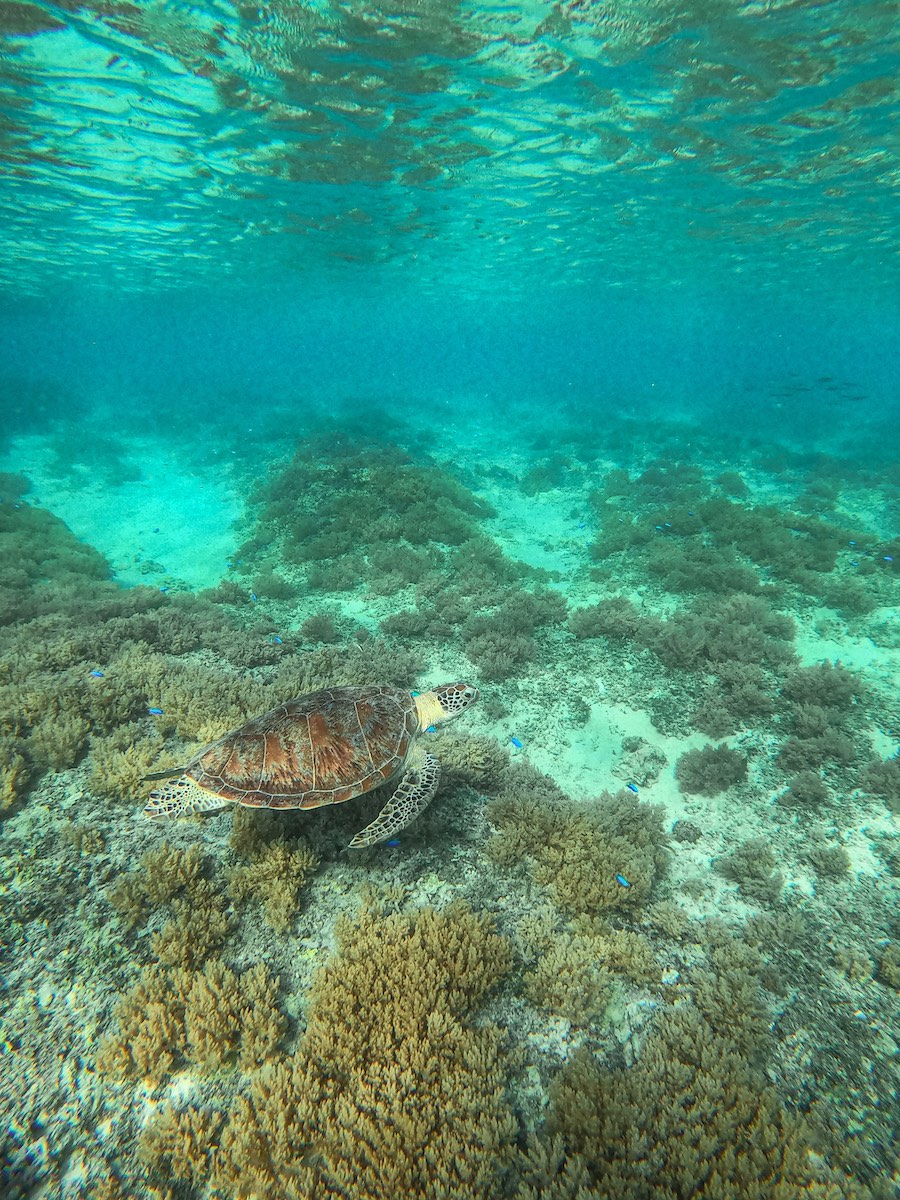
[
  {"x1": 2, "y1": 433, "x2": 241, "y2": 590},
  {"x1": 481, "y1": 485, "x2": 590, "y2": 578}
]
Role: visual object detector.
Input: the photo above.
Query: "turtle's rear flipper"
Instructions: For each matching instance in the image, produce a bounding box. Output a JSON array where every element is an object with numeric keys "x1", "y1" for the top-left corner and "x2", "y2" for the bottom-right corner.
[
  {"x1": 143, "y1": 776, "x2": 229, "y2": 819},
  {"x1": 348, "y1": 749, "x2": 440, "y2": 848}
]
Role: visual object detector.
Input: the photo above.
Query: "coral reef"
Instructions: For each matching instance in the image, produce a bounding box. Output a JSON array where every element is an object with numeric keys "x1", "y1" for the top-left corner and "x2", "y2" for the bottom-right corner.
[
  {"x1": 236, "y1": 435, "x2": 567, "y2": 682},
  {"x1": 107, "y1": 842, "x2": 231, "y2": 967},
  {"x1": 568, "y1": 595, "x2": 642, "y2": 640},
  {"x1": 529, "y1": 1006, "x2": 872, "y2": 1199},
  {"x1": 227, "y1": 834, "x2": 318, "y2": 933},
  {"x1": 141, "y1": 901, "x2": 517, "y2": 1200},
  {"x1": 778, "y1": 770, "x2": 830, "y2": 807},
  {"x1": 523, "y1": 931, "x2": 615, "y2": 1023},
  {"x1": 97, "y1": 959, "x2": 285, "y2": 1081},
  {"x1": 878, "y1": 943, "x2": 900, "y2": 990},
  {"x1": 861, "y1": 755, "x2": 900, "y2": 812},
  {"x1": 437, "y1": 732, "x2": 510, "y2": 792},
  {"x1": 716, "y1": 838, "x2": 784, "y2": 904},
  {"x1": 675, "y1": 743, "x2": 748, "y2": 796},
  {"x1": 487, "y1": 763, "x2": 668, "y2": 914}
]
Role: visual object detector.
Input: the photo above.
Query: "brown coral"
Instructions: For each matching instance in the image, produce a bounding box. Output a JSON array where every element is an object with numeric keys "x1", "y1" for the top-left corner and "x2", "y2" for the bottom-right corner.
[
  {"x1": 533, "y1": 1001, "x2": 871, "y2": 1199},
  {"x1": 487, "y1": 765, "x2": 668, "y2": 915},
  {"x1": 107, "y1": 841, "x2": 231, "y2": 966},
  {"x1": 227, "y1": 836, "x2": 318, "y2": 933},
  {"x1": 143, "y1": 902, "x2": 517, "y2": 1200},
  {"x1": 98, "y1": 959, "x2": 285, "y2": 1083}
]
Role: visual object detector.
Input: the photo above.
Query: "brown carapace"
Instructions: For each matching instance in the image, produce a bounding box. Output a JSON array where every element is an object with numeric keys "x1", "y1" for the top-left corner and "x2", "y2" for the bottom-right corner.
[{"x1": 142, "y1": 682, "x2": 479, "y2": 848}]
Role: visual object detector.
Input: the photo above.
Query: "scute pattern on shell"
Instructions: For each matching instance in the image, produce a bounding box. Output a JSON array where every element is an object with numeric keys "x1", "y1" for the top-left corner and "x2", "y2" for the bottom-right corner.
[{"x1": 188, "y1": 685, "x2": 418, "y2": 810}]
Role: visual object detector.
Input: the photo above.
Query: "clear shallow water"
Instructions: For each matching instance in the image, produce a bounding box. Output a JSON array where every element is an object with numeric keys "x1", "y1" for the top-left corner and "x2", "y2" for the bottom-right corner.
[{"x1": 2, "y1": 3, "x2": 900, "y2": 1199}]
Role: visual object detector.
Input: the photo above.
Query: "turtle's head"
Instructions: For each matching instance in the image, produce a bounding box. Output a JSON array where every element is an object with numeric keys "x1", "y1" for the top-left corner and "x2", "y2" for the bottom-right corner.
[{"x1": 416, "y1": 682, "x2": 479, "y2": 728}]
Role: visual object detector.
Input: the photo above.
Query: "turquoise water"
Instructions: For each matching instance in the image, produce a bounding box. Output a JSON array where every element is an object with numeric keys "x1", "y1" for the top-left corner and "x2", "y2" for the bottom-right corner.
[{"x1": 1, "y1": 2, "x2": 899, "y2": 1198}]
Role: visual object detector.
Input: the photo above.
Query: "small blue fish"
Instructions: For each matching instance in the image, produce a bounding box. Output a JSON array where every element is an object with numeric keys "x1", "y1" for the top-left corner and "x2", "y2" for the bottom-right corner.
[
  {"x1": 510, "y1": 736, "x2": 523, "y2": 749},
  {"x1": 885, "y1": 556, "x2": 894, "y2": 563},
  {"x1": 664, "y1": 522, "x2": 671, "y2": 528},
  {"x1": 426, "y1": 725, "x2": 436, "y2": 733},
  {"x1": 848, "y1": 540, "x2": 857, "y2": 547},
  {"x1": 626, "y1": 782, "x2": 639, "y2": 794},
  {"x1": 159, "y1": 586, "x2": 169, "y2": 593},
  {"x1": 89, "y1": 670, "x2": 104, "y2": 678},
  {"x1": 250, "y1": 592, "x2": 258, "y2": 601},
  {"x1": 850, "y1": 560, "x2": 859, "y2": 567},
  {"x1": 615, "y1": 873, "x2": 631, "y2": 888},
  {"x1": 148, "y1": 707, "x2": 164, "y2": 715},
  {"x1": 411, "y1": 690, "x2": 420, "y2": 697},
  {"x1": 385, "y1": 838, "x2": 401, "y2": 847},
  {"x1": 271, "y1": 636, "x2": 283, "y2": 645},
  {"x1": 654, "y1": 524, "x2": 663, "y2": 530}
]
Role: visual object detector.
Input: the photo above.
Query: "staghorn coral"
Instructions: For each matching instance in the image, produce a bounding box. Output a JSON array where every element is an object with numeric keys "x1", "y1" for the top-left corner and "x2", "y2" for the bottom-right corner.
[
  {"x1": 776, "y1": 729, "x2": 855, "y2": 773},
  {"x1": 523, "y1": 932, "x2": 615, "y2": 1024},
  {"x1": 0, "y1": 737, "x2": 30, "y2": 814},
  {"x1": 88, "y1": 723, "x2": 166, "y2": 802},
  {"x1": 487, "y1": 764, "x2": 668, "y2": 915},
  {"x1": 861, "y1": 755, "x2": 900, "y2": 811},
  {"x1": 781, "y1": 660, "x2": 861, "y2": 712},
  {"x1": 675, "y1": 742, "x2": 747, "y2": 796},
  {"x1": 877, "y1": 943, "x2": 900, "y2": 990},
  {"x1": 107, "y1": 842, "x2": 231, "y2": 967},
  {"x1": 227, "y1": 836, "x2": 318, "y2": 934},
  {"x1": 716, "y1": 838, "x2": 784, "y2": 905},
  {"x1": 142, "y1": 901, "x2": 517, "y2": 1200},
  {"x1": 97, "y1": 959, "x2": 285, "y2": 1082},
  {"x1": 567, "y1": 595, "x2": 642, "y2": 640},
  {"x1": 299, "y1": 611, "x2": 340, "y2": 643},
  {"x1": 532, "y1": 999, "x2": 872, "y2": 1200},
  {"x1": 805, "y1": 842, "x2": 850, "y2": 878},
  {"x1": 464, "y1": 628, "x2": 535, "y2": 681},
  {"x1": 437, "y1": 732, "x2": 510, "y2": 791},
  {"x1": 571, "y1": 918, "x2": 662, "y2": 986}
]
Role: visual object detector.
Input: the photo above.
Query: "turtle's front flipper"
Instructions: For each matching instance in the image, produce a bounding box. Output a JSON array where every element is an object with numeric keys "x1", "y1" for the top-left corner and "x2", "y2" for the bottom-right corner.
[
  {"x1": 143, "y1": 776, "x2": 229, "y2": 819},
  {"x1": 349, "y1": 747, "x2": 440, "y2": 848}
]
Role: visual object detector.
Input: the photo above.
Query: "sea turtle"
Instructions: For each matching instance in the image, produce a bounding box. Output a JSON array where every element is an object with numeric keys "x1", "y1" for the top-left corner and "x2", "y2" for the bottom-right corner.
[{"x1": 142, "y1": 682, "x2": 479, "y2": 848}]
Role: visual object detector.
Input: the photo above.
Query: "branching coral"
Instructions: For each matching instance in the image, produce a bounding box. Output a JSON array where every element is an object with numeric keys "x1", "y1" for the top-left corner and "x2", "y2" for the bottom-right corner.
[
  {"x1": 523, "y1": 932, "x2": 615, "y2": 1024},
  {"x1": 781, "y1": 660, "x2": 861, "y2": 712},
  {"x1": 98, "y1": 959, "x2": 285, "y2": 1082},
  {"x1": 487, "y1": 765, "x2": 668, "y2": 915},
  {"x1": 535, "y1": 1003, "x2": 873, "y2": 1200},
  {"x1": 437, "y1": 732, "x2": 510, "y2": 792},
  {"x1": 568, "y1": 595, "x2": 642, "y2": 640},
  {"x1": 141, "y1": 902, "x2": 517, "y2": 1200},
  {"x1": 0, "y1": 737, "x2": 30, "y2": 814},
  {"x1": 716, "y1": 838, "x2": 784, "y2": 905},
  {"x1": 675, "y1": 743, "x2": 748, "y2": 796},
  {"x1": 107, "y1": 842, "x2": 231, "y2": 967},
  {"x1": 227, "y1": 835, "x2": 318, "y2": 933}
]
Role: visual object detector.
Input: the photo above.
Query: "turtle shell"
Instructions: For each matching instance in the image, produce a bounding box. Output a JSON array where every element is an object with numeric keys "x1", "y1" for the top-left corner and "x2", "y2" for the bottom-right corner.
[{"x1": 186, "y1": 685, "x2": 419, "y2": 810}]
